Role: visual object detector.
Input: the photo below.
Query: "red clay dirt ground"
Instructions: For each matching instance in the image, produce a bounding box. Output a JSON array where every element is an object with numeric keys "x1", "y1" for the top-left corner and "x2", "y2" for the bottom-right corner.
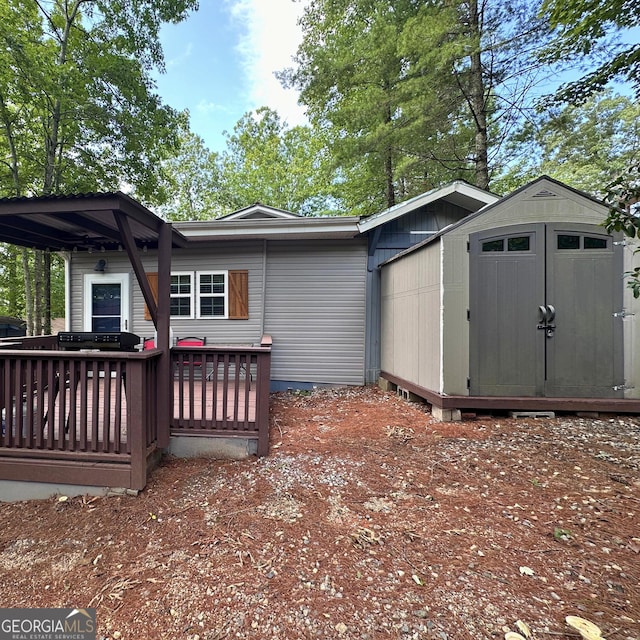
[{"x1": 0, "y1": 385, "x2": 638, "y2": 640}]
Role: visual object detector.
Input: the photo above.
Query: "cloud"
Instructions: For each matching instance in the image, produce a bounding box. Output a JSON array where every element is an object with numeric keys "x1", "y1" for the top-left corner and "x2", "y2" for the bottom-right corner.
[
  {"x1": 166, "y1": 42, "x2": 194, "y2": 69},
  {"x1": 195, "y1": 99, "x2": 230, "y2": 115},
  {"x1": 226, "y1": 0, "x2": 308, "y2": 127}
]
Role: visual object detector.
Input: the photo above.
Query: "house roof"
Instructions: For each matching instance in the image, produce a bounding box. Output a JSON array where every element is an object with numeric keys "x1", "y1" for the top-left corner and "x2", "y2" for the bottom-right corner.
[
  {"x1": 378, "y1": 175, "x2": 610, "y2": 267},
  {"x1": 357, "y1": 180, "x2": 499, "y2": 234},
  {"x1": 0, "y1": 191, "x2": 187, "y2": 251},
  {"x1": 174, "y1": 215, "x2": 361, "y2": 242}
]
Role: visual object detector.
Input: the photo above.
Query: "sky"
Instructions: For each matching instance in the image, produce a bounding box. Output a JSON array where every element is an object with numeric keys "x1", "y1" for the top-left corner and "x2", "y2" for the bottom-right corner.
[
  {"x1": 154, "y1": 0, "x2": 308, "y2": 155},
  {"x1": 154, "y1": 2, "x2": 640, "y2": 157}
]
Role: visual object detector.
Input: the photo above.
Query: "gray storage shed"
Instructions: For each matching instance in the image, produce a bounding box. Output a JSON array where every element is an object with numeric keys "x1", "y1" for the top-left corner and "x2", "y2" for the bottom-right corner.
[{"x1": 380, "y1": 176, "x2": 640, "y2": 418}]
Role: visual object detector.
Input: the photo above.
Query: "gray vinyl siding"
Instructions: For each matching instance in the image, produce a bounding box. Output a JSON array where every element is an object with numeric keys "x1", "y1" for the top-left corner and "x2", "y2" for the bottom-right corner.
[
  {"x1": 264, "y1": 239, "x2": 367, "y2": 386},
  {"x1": 69, "y1": 237, "x2": 368, "y2": 387},
  {"x1": 69, "y1": 241, "x2": 266, "y2": 344}
]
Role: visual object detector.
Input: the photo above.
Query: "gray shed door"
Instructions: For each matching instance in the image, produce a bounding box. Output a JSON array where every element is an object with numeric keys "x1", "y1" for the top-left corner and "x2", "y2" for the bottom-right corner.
[{"x1": 469, "y1": 223, "x2": 623, "y2": 398}]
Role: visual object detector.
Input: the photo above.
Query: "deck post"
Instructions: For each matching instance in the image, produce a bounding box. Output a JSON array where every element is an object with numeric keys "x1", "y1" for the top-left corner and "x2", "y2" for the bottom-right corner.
[
  {"x1": 256, "y1": 335, "x2": 272, "y2": 456},
  {"x1": 127, "y1": 358, "x2": 147, "y2": 490}
]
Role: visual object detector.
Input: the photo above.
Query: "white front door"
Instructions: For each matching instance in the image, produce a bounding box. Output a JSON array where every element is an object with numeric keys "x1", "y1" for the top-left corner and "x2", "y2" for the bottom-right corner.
[{"x1": 83, "y1": 273, "x2": 131, "y2": 332}]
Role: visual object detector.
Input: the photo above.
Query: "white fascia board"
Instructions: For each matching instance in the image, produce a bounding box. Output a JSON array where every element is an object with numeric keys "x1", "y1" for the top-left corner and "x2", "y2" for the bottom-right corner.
[
  {"x1": 175, "y1": 216, "x2": 361, "y2": 241},
  {"x1": 357, "y1": 181, "x2": 499, "y2": 234}
]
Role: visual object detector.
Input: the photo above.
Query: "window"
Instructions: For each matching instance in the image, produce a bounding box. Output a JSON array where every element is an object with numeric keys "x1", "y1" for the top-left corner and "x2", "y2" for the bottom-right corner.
[
  {"x1": 507, "y1": 236, "x2": 530, "y2": 252},
  {"x1": 144, "y1": 269, "x2": 249, "y2": 321},
  {"x1": 482, "y1": 239, "x2": 504, "y2": 252},
  {"x1": 197, "y1": 271, "x2": 227, "y2": 318},
  {"x1": 170, "y1": 272, "x2": 194, "y2": 318},
  {"x1": 557, "y1": 234, "x2": 609, "y2": 250},
  {"x1": 584, "y1": 236, "x2": 608, "y2": 249},
  {"x1": 482, "y1": 236, "x2": 531, "y2": 252}
]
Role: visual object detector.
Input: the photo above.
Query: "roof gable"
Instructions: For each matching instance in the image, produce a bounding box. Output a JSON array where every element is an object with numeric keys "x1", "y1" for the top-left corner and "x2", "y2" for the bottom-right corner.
[
  {"x1": 217, "y1": 203, "x2": 300, "y2": 221},
  {"x1": 357, "y1": 180, "x2": 499, "y2": 234}
]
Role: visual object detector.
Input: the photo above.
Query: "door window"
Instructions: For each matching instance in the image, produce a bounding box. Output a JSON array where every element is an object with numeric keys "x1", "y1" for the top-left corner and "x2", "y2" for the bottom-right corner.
[{"x1": 83, "y1": 273, "x2": 130, "y2": 332}]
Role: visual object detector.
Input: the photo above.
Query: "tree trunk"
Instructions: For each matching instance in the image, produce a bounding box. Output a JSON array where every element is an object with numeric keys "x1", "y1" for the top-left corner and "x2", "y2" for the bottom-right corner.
[
  {"x1": 467, "y1": 0, "x2": 490, "y2": 190},
  {"x1": 22, "y1": 249, "x2": 33, "y2": 335}
]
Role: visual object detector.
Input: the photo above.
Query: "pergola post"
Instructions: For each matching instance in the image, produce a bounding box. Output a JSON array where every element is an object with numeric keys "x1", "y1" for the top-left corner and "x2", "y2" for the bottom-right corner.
[{"x1": 156, "y1": 222, "x2": 172, "y2": 448}]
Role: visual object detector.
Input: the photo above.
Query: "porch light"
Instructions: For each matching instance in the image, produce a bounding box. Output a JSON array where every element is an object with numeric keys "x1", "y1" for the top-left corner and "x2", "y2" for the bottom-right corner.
[{"x1": 94, "y1": 259, "x2": 107, "y2": 272}]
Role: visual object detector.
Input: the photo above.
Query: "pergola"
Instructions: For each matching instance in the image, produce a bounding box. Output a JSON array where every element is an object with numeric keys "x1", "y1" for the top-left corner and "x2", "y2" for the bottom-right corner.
[{"x1": 0, "y1": 191, "x2": 186, "y2": 447}]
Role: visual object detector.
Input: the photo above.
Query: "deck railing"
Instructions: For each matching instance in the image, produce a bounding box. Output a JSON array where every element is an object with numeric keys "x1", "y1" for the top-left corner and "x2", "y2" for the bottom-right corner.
[
  {"x1": 0, "y1": 334, "x2": 272, "y2": 493},
  {"x1": 0, "y1": 349, "x2": 160, "y2": 491},
  {"x1": 170, "y1": 335, "x2": 272, "y2": 456}
]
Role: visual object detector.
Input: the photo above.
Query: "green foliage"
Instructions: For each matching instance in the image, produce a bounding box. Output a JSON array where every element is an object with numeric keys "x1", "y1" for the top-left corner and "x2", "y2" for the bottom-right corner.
[
  {"x1": 541, "y1": 0, "x2": 640, "y2": 295},
  {"x1": 0, "y1": 0, "x2": 198, "y2": 329},
  {"x1": 540, "y1": 0, "x2": 639, "y2": 103},
  {"x1": 217, "y1": 107, "x2": 342, "y2": 216},
  {"x1": 283, "y1": 0, "x2": 554, "y2": 212},
  {"x1": 158, "y1": 119, "x2": 226, "y2": 221},
  {"x1": 604, "y1": 165, "x2": 640, "y2": 297},
  {"x1": 493, "y1": 91, "x2": 640, "y2": 196}
]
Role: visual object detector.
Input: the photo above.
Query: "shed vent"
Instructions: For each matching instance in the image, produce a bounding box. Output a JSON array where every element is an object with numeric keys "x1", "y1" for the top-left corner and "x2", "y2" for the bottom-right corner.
[{"x1": 531, "y1": 189, "x2": 558, "y2": 198}]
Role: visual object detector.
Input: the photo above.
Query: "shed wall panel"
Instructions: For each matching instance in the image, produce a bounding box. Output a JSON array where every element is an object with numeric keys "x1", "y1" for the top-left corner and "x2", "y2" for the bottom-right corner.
[{"x1": 380, "y1": 243, "x2": 441, "y2": 392}]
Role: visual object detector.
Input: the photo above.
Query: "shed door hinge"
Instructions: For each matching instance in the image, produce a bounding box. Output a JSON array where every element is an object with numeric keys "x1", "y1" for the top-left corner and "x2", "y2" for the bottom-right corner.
[
  {"x1": 467, "y1": 309, "x2": 470, "y2": 321},
  {"x1": 466, "y1": 241, "x2": 470, "y2": 252},
  {"x1": 467, "y1": 377, "x2": 471, "y2": 389}
]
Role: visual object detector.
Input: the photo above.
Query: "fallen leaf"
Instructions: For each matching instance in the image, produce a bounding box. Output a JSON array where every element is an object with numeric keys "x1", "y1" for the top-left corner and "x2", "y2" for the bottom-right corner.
[
  {"x1": 565, "y1": 615, "x2": 604, "y2": 640},
  {"x1": 515, "y1": 619, "x2": 532, "y2": 638}
]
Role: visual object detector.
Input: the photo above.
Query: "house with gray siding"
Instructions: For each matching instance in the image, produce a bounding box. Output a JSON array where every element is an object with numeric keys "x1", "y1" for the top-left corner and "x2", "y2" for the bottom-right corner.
[{"x1": 65, "y1": 183, "x2": 496, "y2": 390}]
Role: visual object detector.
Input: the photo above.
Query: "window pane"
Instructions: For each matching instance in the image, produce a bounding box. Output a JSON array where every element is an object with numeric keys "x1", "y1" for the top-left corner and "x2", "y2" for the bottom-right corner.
[
  {"x1": 200, "y1": 274, "x2": 225, "y2": 295},
  {"x1": 200, "y1": 297, "x2": 225, "y2": 317},
  {"x1": 557, "y1": 234, "x2": 580, "y2": 249},
  {"x1": 92, "y1": 317, "x2": 120, "y2": 332},
  {"x1": 482, "y1": 239, "x2": 504, "y2": 252},
  {"x1": 584, "y1": 236, "x2": 607, "y2": 249},
  {"x1": 91, "y1": 284, "x2": 121, "y2": 316},
  {"x1": 171, "y1": 275, "x2": 191, "y2": 295},
  {"x1": 507, "y1": 236, "x2": 530, "y2": 251},
  {"x1": 170, "y1": 298, "x2": 191, "y2": 316}
]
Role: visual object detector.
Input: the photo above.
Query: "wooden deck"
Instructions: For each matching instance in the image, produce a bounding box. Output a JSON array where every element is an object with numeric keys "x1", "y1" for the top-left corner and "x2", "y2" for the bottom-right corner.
[{"x1": 0, "y1": 339, "x2": 272, "y2": 492}]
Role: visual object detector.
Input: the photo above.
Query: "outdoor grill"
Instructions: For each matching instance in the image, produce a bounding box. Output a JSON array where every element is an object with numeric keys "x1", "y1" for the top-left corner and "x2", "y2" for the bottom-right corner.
[{"x1": 57, "y1": 331, "x2": 140, "y2": 352}]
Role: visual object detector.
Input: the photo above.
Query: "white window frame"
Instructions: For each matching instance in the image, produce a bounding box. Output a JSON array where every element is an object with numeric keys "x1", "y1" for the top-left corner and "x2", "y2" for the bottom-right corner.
[
  {"x1": 170, "y1": 271, "x2": 195, "y2": 319},
  {"x1": 196, "y1": 270, "x2": 228, "y2": 319}
]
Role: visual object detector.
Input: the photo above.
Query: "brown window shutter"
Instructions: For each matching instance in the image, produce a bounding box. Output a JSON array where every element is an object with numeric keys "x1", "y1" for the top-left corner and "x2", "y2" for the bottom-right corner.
[
  {"x1": 228, "y1": 270, "x2": 249, "y2": 320},
  {"x1": 144, "y1": 272, "x2": 159, "y2": 321}
]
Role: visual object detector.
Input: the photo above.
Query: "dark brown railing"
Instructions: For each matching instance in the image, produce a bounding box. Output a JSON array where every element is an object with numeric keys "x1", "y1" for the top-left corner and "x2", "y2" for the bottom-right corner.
[
  {"x1": 170, "y1": 335, "x2": 272, "y2": 456},
  {"x1": 0, "y1": 348, "x2": 160, "y2": 490}
]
